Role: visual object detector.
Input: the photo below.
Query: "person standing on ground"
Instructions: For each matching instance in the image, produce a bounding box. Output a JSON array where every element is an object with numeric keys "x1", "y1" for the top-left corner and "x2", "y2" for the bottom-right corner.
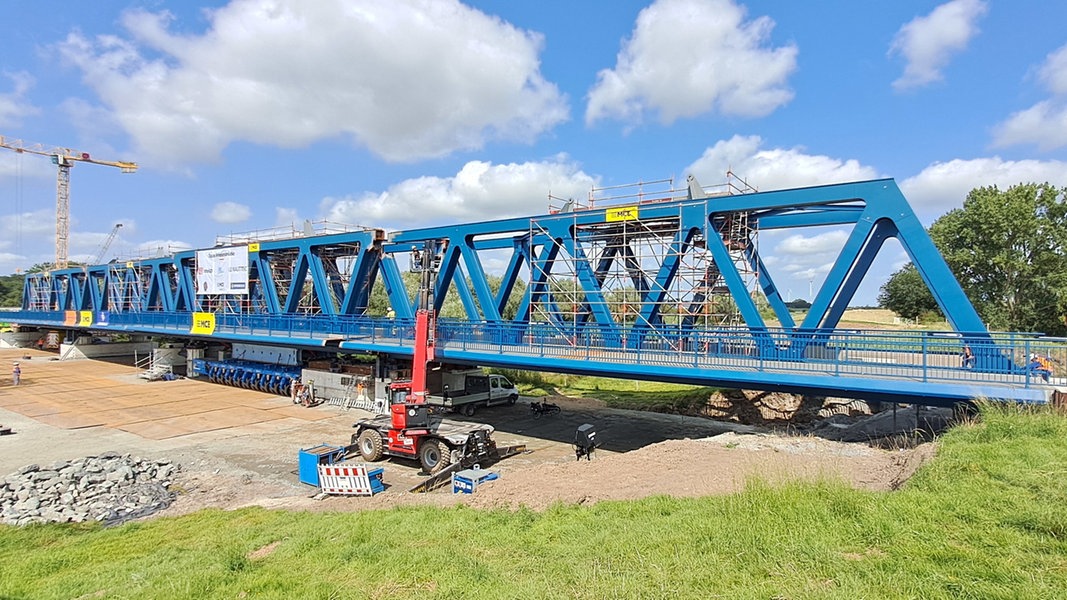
[{"x1": 12, "y1": 362, "x2": 20, "y2": 386}]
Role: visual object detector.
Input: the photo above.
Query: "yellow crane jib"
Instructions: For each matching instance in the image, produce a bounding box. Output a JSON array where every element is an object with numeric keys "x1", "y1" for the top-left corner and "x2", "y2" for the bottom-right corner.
[{"x1": 0, "y1": 135, "x2": 137, "y2": 269}]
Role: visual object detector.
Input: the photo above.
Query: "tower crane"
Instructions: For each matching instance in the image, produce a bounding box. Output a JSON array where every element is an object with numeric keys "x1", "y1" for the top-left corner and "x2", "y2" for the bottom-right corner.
[{"x1": 0, "y1": 134, "x2": 137, "y2": 269}]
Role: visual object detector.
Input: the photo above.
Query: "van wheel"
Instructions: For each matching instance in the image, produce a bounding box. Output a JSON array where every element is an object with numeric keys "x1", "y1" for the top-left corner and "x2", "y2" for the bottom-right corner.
[
  {"x1": 357, "y1": 429, "x2": 384, "y2": 462},
  {"x1": 463, "y1": 403, "x2": 476, "y2": 417},
  {"x1": 419, "y1": 439, "x2": 452, "y2": 474},
  {"x1": 507, "y1": 394, "x2": 518, "y2": 406}
]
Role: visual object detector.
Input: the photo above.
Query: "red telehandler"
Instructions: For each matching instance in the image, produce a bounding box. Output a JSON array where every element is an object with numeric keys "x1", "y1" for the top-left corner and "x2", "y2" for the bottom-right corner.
[{"x1": 350, "y1": 240, "x2": 523, "y2": 483}]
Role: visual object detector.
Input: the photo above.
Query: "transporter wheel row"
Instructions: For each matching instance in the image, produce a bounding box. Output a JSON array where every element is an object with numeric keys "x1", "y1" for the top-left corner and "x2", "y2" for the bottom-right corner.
[{"x1": 201, "y1": 363, "x2": 296, "y2": 395}]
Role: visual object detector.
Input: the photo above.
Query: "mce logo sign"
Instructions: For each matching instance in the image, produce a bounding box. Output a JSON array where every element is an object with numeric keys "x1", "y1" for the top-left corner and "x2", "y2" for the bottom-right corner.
[{"x1": 605, "y1": 206, "x2": 639, "y2": 222}]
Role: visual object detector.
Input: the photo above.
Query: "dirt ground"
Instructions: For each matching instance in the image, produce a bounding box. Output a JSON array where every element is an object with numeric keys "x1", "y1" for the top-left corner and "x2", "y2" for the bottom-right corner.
[{"x1": 0, "y1": 348, "x2": 944, "y2": 517}]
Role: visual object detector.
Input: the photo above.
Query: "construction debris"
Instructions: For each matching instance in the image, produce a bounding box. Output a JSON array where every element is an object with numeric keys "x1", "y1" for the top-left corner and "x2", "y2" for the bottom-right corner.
[{"x1": 1, "y1": 452, "x2": 179, "y2": 526}]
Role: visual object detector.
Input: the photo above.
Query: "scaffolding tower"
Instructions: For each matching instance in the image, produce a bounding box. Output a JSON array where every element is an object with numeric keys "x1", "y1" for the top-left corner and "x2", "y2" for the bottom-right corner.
[{"x1": 530, "y1": 174, "x2": 760, "y2": 335}]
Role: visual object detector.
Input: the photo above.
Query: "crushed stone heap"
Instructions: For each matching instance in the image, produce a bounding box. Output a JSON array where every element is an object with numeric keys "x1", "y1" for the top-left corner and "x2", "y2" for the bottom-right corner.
[{"x1": 0, "y1": 452, "x2": 179, "y2": 527}]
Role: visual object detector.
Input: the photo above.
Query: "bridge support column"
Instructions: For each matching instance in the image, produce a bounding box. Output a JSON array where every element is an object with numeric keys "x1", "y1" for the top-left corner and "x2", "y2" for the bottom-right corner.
[{"x1": 187, "y1": 348, "x2": 204, "y2": 378}]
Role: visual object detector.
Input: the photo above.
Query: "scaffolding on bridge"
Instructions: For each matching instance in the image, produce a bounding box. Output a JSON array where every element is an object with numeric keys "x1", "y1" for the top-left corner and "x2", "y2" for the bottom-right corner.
[{"x1": 530, "y1": 176, "x2": 761, "y2": 336}]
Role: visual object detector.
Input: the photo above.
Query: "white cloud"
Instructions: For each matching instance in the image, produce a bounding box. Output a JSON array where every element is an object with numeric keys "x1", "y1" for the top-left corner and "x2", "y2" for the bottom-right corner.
[
  {"x1": 685, "y1": 135, "x2": 882, "y2": 191},
  {"x1": 993, "y1": 102, "x2": 1067, "y2": 151},
  {"x1": 275, "y1": 208, "x2": 300, "y2": 228},
  {"x1": 0, "y1": 72, "x2": 39, "y2": 127},
  {"x1": 889, "y1": 0, "x2": 987, "y2": 91},
  {"x1": 757, "y1": 228, "x2": 848, "y2": 296},
  {"x1": 1040, "y1": 44, "x2": 1067, "y2": 96},
  {"x1": 57, "y1": 0, "x2": 568, "y2": 167},
  {"x1": 71, "y1": 233, "x2": 118, "y2": 263},
  {"x1": 0, "y1": 209, "x2": 58, "y2": 273},
  {"x1": 0, "y1": 152, "x2": 54, "y2": 181},
  {"x1": 775, "y1": 230, "x2": 849, "y2": 257},
  {"x1": 322, "y1": 156, "x2": 596, "y2": 229},
  {"x1": 0, "y1": 253, "x2": 25, "y2": 269},
  {"x1": 900, "y1": 157, "x2": 1067, "y2": 222},
  {"x1": 0, "y1": 209, "x2": 54, "y2": 238},
  {"x1": 585, "y1": 0, "x2": 796, "y2": 126},
  {"x1": 132, "y1": 240, "x2": 193, "y2": 258},
  {"x1": 210, "y1": 201, "x2": 252, "y2": 224},
  {"x1": 992, "y1": 43, "x2": 1067, "y2": 150}
]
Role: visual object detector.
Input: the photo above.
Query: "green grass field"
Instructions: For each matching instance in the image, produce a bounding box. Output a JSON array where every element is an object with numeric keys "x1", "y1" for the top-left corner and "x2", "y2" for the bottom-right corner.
[{"x1": 2, "y1": 403, "x2": 1066, "y2": 599}]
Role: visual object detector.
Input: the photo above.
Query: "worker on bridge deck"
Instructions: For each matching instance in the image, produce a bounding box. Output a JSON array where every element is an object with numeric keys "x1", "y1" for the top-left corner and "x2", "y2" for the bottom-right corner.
[
  {"x1": 1028, "y1": 353, "x2": 1053, "y2": 383},
  {"x1": 961, "y1": 345, "x2": 975, "y2": 369}
]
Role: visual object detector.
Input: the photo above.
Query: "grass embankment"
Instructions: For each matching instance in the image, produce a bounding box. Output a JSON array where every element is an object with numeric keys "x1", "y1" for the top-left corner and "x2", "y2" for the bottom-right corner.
[
  {"x1": 498, "y1": 369, "x2": 716, "y2": 413},
  {"x1": 2, "y1": 404, "x2": 1066, "y2": 598}
]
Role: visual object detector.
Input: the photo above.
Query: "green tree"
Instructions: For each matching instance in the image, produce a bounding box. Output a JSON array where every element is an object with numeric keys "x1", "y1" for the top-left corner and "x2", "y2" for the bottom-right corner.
[
  {"x1": 877, "y1": 263, "x2": 939, "y2": 321},
  {"x1": 365, "y1": 269, "x2": 527, "y2": 320},
  {"x1": 0, "y1": 274, "x2": 25, "y2": 307},
  {"x1": 879, "y1": 183, "x2": 1067, "y2": 335}
]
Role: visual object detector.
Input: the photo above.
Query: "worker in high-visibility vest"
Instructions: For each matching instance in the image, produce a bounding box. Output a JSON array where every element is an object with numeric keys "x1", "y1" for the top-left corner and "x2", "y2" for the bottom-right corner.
[{"x1": 1028, "y1": 353, "x2": 1053, "y2": 383}]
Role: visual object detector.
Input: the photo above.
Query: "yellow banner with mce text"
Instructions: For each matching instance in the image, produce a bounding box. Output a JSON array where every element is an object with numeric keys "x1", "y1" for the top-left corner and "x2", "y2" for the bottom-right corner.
[
  {"x1": 78, "y1": 311, "x2": 93, "y2": 327},
  {"x1": 191, "y1": 312, "x2": 216, "y2": 335},
  {"x1": 605, "y1": 205, "x2": 638, "y2": 222}
]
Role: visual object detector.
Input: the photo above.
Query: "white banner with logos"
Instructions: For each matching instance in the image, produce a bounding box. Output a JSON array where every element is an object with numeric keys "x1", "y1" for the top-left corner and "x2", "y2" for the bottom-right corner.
[{"x1": 195, "y1": 246, "x2": 249, "y2": 296}]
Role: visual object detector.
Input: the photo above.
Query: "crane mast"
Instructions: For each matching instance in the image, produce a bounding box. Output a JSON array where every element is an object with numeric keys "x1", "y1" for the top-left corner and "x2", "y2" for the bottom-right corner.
[{"x1": 0, "y1": 135, "x2": 137, "y2": 269}]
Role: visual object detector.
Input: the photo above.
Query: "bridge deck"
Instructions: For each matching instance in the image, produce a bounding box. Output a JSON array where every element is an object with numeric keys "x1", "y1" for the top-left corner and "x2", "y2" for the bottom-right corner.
[{"x1": 8, "y1": 311, "x2": 1061, "y2": 407}]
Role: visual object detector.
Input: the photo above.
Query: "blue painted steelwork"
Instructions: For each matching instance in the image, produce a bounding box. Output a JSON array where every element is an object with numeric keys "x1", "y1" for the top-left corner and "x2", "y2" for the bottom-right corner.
[
  {"x1": 12, "y1": 179, "x2": 1063, "y2": 406},
  {"x1": 191, "y1": 358, "x2": 301, "y2": 395}
]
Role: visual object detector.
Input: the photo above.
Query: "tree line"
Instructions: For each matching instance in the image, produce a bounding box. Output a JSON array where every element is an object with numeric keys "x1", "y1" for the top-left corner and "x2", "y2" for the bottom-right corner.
[
  {"x1": 0, "y1": 274, "x2": 24, "y2": 308},
  {"x1": 878, "y1": 183, "x2": 1067, "y2": 336}
]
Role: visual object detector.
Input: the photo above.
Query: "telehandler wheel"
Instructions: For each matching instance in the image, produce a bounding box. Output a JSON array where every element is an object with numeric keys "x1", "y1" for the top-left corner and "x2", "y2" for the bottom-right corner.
[
  {"x1": 357, "y1": 429, "x2": 384, "y2": 462},
  {"x1": 462, "y1": 403, "x2": 476, "y2": 417},
  {"x1": 419, "y1": 439, "x2": 453, "y2": 474}
]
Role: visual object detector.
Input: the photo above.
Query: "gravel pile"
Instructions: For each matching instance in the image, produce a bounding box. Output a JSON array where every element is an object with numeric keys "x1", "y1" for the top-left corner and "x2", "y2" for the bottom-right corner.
[{"x1": 0, "y1": 452, "x2": 179, "y2": 526}]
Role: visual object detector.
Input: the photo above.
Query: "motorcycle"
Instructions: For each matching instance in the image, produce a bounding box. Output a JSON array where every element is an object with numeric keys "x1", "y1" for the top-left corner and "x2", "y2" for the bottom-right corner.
[{"x1": 529, "y1": 399, "x2": 561, "y2": 419}]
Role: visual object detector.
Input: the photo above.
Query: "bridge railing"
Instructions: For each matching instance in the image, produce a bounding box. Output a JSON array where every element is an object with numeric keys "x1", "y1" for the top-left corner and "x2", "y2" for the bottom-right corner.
[
  {"x1": 433, "y1": 320, "x2": 1065, "y2": 388},
  {"x1": 7, "y1": 310, "x2": 1064, "y2": 388}
]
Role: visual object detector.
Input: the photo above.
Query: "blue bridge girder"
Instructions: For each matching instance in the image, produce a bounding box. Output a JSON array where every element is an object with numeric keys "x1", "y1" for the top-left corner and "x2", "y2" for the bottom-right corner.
[{"x1": 11, "y1": 178, "x2": 1064, "y2": 407}]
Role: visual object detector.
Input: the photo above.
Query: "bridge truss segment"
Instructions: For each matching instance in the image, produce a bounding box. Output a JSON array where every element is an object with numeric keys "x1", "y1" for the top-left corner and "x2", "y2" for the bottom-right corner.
[
  {"x1": 22, "y1": 178, "x2": 984, "y2": 337},
  {"x1": 20, "y1": 178, "x2": 1010, "y2": 369},
  {"x1": 16, "y1": 178, "x2": 1062, "y2": 404},
  {"x1": 387, "y1": 178, "x2": 988, "y2": 346}
]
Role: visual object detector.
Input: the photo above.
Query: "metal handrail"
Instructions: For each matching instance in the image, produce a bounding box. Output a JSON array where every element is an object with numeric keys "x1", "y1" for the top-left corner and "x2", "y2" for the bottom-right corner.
[{"x1": 8, "y1": 310, "x2": 1064, "y2": 392}]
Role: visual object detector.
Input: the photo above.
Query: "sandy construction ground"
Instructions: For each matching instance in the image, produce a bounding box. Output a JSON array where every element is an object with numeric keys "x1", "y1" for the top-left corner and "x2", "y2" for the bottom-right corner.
[{"x1": 0, "y1": 348, "x2": 938, "y2": 516}]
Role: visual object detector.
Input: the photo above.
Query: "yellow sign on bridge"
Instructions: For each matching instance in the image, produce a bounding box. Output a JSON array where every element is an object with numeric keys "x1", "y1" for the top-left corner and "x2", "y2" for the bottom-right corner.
[
  {"x1": 605, "y1": 206, "x2": 639, "y2": 222},
  {"x1": 191, "y1": 312, "x2": 216, "y2": 335}
]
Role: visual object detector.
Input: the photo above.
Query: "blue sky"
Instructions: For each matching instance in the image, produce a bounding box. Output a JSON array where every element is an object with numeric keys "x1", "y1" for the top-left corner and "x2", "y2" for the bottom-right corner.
[{"x1": 2, "y1": 0, "x2": 1067, "y2": 306}]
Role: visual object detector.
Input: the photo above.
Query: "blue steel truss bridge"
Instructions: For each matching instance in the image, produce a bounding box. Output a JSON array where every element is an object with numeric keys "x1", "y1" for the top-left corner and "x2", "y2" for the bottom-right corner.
[{"x1": 9, "y1": 178, "x2": 1065, "y2": 407}]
